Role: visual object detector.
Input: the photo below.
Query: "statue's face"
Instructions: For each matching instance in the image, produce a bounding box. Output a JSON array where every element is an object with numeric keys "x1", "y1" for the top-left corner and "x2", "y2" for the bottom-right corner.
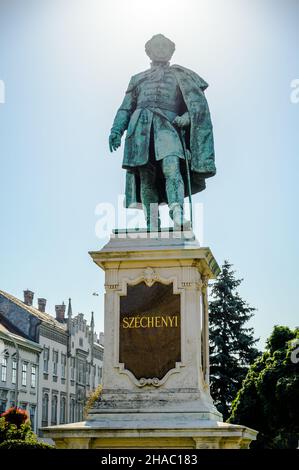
[{"x1": 145, "y1": 35, "x2": 175, "y2": 62}]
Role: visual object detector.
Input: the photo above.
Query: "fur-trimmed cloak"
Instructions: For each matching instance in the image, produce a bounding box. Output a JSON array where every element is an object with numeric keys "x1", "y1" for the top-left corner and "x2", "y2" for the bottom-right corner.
[{"x1": 111, "y1": 65, "x2": 216, "y2": 208}]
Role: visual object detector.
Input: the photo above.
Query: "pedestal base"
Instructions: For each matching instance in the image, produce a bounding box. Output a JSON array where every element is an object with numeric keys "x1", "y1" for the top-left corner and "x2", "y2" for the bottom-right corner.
[
  {"x1": 43, "y1": 417, "x2": 257, "y2": 449},
  {"x1": 43, "y1": 231, "x2": 257, "y2": 449}
]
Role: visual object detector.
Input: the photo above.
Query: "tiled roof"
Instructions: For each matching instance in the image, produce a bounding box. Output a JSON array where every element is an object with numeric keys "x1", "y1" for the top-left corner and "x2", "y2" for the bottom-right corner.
[
  {"x1": 0, "y1": 290, "x2": 66, "y2": 331},
  {"x1": 0, "y1": 317, "x2": 43, "y2": 350}
]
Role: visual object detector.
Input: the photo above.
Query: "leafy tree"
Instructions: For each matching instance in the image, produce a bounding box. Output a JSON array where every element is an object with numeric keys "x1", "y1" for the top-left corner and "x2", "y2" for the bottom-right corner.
[
  {"x1": 229, "y1": 325, "x2": 299, "y2": 448},
  {"x1": 209, "y1": 260, "x2": 260, "y2": 420},
  {"x1": 0, "y1": 406, "x2": 54, "y2": 449}
]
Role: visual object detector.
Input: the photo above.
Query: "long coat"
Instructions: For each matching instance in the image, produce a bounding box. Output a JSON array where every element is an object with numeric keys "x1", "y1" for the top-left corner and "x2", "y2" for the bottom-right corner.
[{"x1": 111, "y1": 65, "x2": 216, "y2": 208}]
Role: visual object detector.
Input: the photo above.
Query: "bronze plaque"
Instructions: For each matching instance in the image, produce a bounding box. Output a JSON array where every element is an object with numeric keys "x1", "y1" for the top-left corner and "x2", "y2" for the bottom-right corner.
[{"x1": 119, "y1": 282, "x2": 181, "y2": 380}]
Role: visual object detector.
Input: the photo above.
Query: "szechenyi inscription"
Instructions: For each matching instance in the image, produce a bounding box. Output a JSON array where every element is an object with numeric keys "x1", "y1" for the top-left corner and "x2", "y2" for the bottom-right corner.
[
  {"x1": 119, "y1": 282, "x2": 181, "y2": 380},
  {"x1": 122, "y1": 314, "x2": 179, "y2": 329}
]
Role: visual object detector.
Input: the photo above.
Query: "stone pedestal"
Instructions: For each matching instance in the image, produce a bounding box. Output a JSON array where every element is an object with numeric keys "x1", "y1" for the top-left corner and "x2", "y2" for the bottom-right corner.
[{"x1": 43, "y1": 230, "x2": 257, "y2": 448}]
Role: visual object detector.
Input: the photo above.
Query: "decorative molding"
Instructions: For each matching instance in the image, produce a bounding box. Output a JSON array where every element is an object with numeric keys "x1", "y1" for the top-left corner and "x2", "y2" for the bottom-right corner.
[
  {"x1": 40, "y1": 325, "x2": 67, "y2": 346},
  {"x1": 105, "y1": 283, "x2": 119, "y2": 291},
  {"x1": 180, "y1": 266, "x2": 202, "y2": 290},
  {"x1": 94, "y1": 348, "x2": 103, "y2": 360},
  {"x1": 113, "y1": 267, "x2": 184, "y2": 387},
  {"x1": 201, "y1": 274, "x2": 210, "y2": 387},
  {"x1": 142, "y1": 267, "x2": 159, "y2": 287},
  {"x1": 118, "y1": 268, "x2": 180, "y2": 296},
  {"x1": 105, "y1": 268, "x2": 120, "y2": 291},
  {"x1": 201, "y1": 275, "x2": 209, "y2": 292},
  {"x1": 116, "y1": 360, "x2": 182, "y2": 388}
]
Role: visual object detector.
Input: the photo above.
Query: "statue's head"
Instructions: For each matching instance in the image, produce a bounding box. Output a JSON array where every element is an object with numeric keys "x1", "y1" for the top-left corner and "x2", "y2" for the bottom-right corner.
[{"x1": 145, "y1": 34, "x2": 175, "y2": 63}]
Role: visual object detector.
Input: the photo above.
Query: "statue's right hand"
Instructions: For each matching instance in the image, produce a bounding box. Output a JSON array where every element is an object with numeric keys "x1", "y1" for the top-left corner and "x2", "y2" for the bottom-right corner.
[{"x1": 109, "y1": 132, "x2": 121, "y2": 152}]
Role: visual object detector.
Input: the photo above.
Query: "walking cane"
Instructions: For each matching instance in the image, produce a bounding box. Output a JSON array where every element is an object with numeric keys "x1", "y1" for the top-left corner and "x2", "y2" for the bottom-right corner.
[{"x1": 180, "y1": 128, "x2": 193, "y2": 229}]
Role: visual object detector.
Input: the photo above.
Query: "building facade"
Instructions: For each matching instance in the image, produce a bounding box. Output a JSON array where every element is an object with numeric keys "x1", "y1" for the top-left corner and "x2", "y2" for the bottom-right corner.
[
  {"x1": 0, "y1": 289, "x2": 103, "y2": 435},
  {"x1": 0, "y1": 322, "x2": 42, "y2": 433}
]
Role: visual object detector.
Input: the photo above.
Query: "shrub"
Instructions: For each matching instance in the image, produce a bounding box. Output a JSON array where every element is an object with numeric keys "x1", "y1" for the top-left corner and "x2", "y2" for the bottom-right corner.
[
  {"x1": 1, "y1": 407, "x2": 28, "y2": 427},
  {"x1": 84, "y1": 385, "x2": 103, "y2": 418},
  {"x1": 0, "y1": 415, "x2": 36, "y2": 443},
  {"x1": 229, "y1": 325, "x2": 299, "y2": 448},
  {"x1": 0, "y1": 439, "x2": 54, "y2": 449},
  {"x1": 0, "y1": 406, "x2": 53, "y2": 448}
]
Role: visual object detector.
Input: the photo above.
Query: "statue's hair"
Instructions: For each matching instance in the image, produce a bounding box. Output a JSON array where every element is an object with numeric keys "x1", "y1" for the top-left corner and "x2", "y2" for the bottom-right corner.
[{"x1": 145, "y1": 34, "x2": 175, "y2": 59}]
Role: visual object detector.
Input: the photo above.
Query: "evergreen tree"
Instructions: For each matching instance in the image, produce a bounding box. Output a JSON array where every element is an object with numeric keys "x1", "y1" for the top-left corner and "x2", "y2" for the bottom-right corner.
[
  {"x1": 229, "y1": 325, "x2": 299, "y2": 448},
  {"x1": 209, "y1": 260, "x2": 260, "y2": 420}
]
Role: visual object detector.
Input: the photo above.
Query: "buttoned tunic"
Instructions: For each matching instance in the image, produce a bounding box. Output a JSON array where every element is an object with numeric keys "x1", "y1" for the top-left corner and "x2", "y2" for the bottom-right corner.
[{"x1": 111, "y1": 64, "x2": 186, "y2": 167}]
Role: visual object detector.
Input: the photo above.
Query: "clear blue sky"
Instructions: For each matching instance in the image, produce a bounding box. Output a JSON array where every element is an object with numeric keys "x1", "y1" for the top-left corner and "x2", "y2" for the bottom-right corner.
[{"x1": 0, "y1": 0, "x2": 298, "y2": 348}]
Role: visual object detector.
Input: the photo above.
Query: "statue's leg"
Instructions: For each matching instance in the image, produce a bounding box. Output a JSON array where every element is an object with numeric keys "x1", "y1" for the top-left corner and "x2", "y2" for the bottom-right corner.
[
  {"x1": 161, "y1": 155, "x2": 189, "y2": 230},
  {"x1": 139, "y1": 164, "x2": 160, "y2": 231}
]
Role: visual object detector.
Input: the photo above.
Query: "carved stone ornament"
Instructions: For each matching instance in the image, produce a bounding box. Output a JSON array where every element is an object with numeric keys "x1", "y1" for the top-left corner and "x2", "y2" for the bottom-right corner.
[{"x1": 142, "y1": 267, "x2": 159, "y2": 287}]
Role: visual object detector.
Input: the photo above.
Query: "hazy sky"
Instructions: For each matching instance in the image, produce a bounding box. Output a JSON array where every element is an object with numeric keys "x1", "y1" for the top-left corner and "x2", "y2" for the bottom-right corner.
[{"x1": 0, "y1": 0, "x2": 298, "y2": 347}]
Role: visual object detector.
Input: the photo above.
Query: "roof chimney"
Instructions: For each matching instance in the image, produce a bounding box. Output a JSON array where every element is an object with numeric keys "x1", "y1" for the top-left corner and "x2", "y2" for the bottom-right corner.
[
  {"x1": 55, "y1": 303, "x2": 66, "y2": 323},
  {"x1": 24, "y1": 290, "x2": 34, "y2": 306},
  {"x1": 37, "y1": 298, "x2": 47, "y2": 313}
]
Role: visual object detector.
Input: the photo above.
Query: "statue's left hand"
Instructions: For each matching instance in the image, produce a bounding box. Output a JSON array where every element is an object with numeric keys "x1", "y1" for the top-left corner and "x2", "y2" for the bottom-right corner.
[{"x1": 173, "y1": 112, "x2": 190, "y2": 128}]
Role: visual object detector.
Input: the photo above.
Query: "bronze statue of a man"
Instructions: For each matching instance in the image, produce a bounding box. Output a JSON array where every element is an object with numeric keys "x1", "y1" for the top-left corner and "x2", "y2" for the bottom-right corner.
[{"x1": 109, "y1": 34, "x2": 216, "y2": 230}]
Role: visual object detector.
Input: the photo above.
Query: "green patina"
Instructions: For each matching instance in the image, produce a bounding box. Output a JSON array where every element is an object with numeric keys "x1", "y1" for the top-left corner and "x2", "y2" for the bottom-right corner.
[{"x1": 109, "y1": 34, "x2": 216, "y2": 230}]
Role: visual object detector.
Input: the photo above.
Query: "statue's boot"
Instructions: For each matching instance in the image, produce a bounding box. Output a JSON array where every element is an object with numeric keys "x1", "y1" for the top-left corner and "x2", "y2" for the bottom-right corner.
[
  {"x1": 142, "y1": 201, "x2": 161, "y2": 232},
  {"x1": 170, "y1": 204, "x2": 191, "y2": 231},
  {"x1": 163, "y1": 156, "x2": 191, "y2": 231},
  {"x1": 139, "y1": 165, "x2": 160, "y2": 231}
]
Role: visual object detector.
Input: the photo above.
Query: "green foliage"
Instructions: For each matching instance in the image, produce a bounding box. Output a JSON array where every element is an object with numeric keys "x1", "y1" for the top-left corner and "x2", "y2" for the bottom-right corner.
[
  {"x1": 266, "y1": 325, "x2": 295, "y2": 355},
  {"x1": 209, "y1": 260, "x2": 260, "y2": 420},
  {"x1": 0, "y1": 439, "x2": 54, "y2": 449},
  {"x1": 83, "y1": 385, "x2": 103, "y2": 419},
  {"x1": 0, "y1": 405, "x2": 54, "y2": 448},
  {"x1": 1, "y1": 407, "x2": 28, "y2": 427},
  {"x1": 229, "y1": 325, "x2": 299, "y2": 448},
  {"x1": 0, "y1": 417, "x2": 35, "y2": 443}
]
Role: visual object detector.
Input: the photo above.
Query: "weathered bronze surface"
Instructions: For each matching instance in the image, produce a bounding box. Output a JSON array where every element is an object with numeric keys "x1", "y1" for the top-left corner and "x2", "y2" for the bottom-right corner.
[
  {"x1": 109, "y1": 34, "x2": 216, "y2": 230},
  {"x1": 119, "y1": 282, "x2": 181, "y2": 380}
]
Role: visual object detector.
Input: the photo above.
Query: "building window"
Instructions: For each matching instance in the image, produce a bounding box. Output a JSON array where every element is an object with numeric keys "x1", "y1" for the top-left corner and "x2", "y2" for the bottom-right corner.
[
  {"x1": 79, "y1": 338, "x2": 83, "y2": 347},
  {"x1": 60, "y1": 396, "x2": 66, "y2": 424},
  {"x1": 43, "y1": 347, "x2": 49, "y2": 373},
  {"x1": 29, "y1": 405, "x2": 36, "y2": 431},
  {"x1": 31, "y1": 364, "x2": 36, "y2": 388},
  {"x1": 70, "y1": 398, "x2": 75, "y2": 422},
  {"x1": 21, "y1": 363, "x2": 27, "y2": 387},
  {"x1": 0, "y1": 400, "x2": 6, "y2": 414},
  {"x1": 1, "y1": 357, "x2": 7, "y2": 382},
  {"x1": 12, "y1": 360, "x2": 17, "y2": 384},
  {"x1": 42, "y1": 393, "x2": 49, "y2": 426},
  {"x1": 99, "y1": 366, "x2": 103, "y2": 382},
  {"x1": 61, "y1": 354, "x2": 66, "y2": 379},
  {"x1": 70, "y1": 357, "x2": 75, "y2": 380},
  {"x1": 86, "y1": 363, "x2": 90, "y2": 385},
  {"x1": 78, "y1": 403, "x2": 83, "y2": 421},
  {"x1": 53, "y1": 351, "x2": 58, "y2": 376},
  {"x1": 78, "y1": 362, "x2": 85, "y2": 384},
  {"x1": 51, "y1": 395, "x2": 58, "y2": 425}
]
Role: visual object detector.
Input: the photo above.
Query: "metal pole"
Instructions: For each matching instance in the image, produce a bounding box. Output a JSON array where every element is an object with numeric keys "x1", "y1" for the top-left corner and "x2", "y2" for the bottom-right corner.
[
  {"x1": 185, "y1": 149, "x2": 193, "y2": 228},
  {"x1": 180, "y1": 128, "x2": 193, "y2": 228}
]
